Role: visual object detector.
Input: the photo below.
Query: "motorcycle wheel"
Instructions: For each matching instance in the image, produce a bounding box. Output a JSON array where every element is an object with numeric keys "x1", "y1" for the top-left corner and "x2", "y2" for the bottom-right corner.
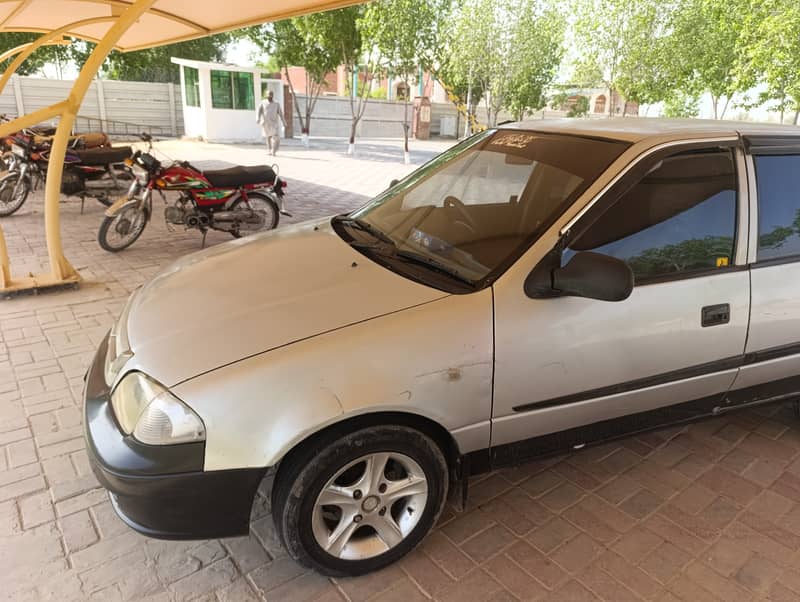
[
  {"x1": 0, "y1": 172, "x2": 30, "y2": 217},
  {"x1": 98, "y1": 204, "x2": 148, "y2": 252},
  {"x1": 229, "y1": 192, "x2": 280, "y2": 238}
]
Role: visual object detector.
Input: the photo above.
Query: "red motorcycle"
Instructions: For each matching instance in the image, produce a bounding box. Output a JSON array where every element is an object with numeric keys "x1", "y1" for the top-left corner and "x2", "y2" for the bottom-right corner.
[{"x1": 98, "y1": 134, "x2": 288, "y2": 252}]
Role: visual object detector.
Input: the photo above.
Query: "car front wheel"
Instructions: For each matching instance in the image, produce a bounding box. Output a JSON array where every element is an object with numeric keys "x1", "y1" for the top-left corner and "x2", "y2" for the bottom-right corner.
[{"x1": 271, "y1": 425, "x2": 449, "y2": 576}]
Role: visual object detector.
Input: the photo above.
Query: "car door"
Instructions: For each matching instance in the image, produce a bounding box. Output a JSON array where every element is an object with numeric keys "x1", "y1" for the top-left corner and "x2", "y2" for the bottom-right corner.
[
  {"x1": 727, "y1": 141, "x2": 800, "y2": 405},
  {"x1": 491, "y1": 141, "x2": 751, "y2": 463}
]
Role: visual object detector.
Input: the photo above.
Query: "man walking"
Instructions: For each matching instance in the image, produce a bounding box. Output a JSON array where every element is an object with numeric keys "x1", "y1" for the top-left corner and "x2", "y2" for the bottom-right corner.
[{"x1": 257, "y1": 90, "x2": 286, "y2": 156}]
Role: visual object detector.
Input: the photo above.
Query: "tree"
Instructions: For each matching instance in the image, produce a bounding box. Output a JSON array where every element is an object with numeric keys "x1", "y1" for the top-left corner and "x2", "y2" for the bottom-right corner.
[
  {"x1": 360, "y1": 0, "x2": 450, "y2": 162},
  {"x1": 0, "y1": 33, "x2": 78, "y2": 77},
  {"x1": 505, "y1": 2, "x2": 565, "y2": 121},
  {"x1": 247, "y1": 13, "x2": 342, "y2": 141},
  {"x1": 662, "y1": 91, "x2": 701, "y2": 118},
  {"x1": 668, "y1": 0, "x2": 749, "y2": 119},
  {"x1": 739, "y1": 0, "x2": 800, "y2": 124},
  {"x1": 574, "y1": 0, "x2": 675, "y2": 116},
  {"x1": 613, "y1": 2, "x2": 676, "y2": 113},
  {"x1": 567, "y1": 96, "x2": 590, "y2": 118},
  {"x1": 442, "y1": 0, "x2": 565, "y2": 128},
  {"x1": 573, "y1": 0, "x2": 635, "y2": 116},
  {"x1": 99, "y1": 34, "x2": 232, "y2": 83}
]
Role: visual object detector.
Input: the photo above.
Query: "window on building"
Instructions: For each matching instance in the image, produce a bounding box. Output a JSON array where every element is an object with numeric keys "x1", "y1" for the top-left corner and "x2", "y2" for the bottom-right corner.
[
  {"x1": 183, "y1": 67, "x2": 200, "y2": 107},
  {"x1": 754, "y1": 155, "x2": 800, "y2": 262},
  {"x1": 210, "y1": 70, "x2": 254, "y2": 110},
  {"x1": 565, "y1": 148, "x2": 738, "y2": 283}
]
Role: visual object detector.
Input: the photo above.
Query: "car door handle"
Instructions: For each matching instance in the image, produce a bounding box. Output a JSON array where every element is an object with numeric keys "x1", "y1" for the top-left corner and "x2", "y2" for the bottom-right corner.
[{"x1": 702, "y1": 304, "x2": 730, "y2": 327}]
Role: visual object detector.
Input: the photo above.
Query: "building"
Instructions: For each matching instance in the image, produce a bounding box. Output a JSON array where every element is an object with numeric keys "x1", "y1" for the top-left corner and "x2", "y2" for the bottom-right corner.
[
  {"x1": 172, "y1": 58, "x2": 284, "y2": 143},
  {"x1": 276, "y1": 65, "x2": 449, "y2": 104}
]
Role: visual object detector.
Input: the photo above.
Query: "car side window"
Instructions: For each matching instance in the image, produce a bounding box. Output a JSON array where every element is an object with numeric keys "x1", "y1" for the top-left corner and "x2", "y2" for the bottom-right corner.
[
  {"x1": 564, "y1": 148, "x2": 738, "y2": 283},
  {"x1": 754, "y1": 155, "x2": 800, "y2": 262}
]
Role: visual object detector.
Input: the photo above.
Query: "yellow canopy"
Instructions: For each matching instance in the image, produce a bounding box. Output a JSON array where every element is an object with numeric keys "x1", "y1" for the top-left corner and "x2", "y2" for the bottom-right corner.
[
  {"x1": 0, "y1": 0, "x2": 368, "y2": 294},
  {"x1": 0, "y1": 0, "x2": 364, "y2": 51}
]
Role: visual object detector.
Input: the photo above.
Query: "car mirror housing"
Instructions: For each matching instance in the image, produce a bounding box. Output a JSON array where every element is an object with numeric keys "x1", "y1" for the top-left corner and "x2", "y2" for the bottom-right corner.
[{"x1": 525, "y1": 251, "x2": 633, "y2": 302}]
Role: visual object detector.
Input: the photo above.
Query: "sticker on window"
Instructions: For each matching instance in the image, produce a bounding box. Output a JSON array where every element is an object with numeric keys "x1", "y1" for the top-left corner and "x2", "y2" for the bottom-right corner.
[{"x1": 488, "y1": 133, "x2": 537, "y2": 150}]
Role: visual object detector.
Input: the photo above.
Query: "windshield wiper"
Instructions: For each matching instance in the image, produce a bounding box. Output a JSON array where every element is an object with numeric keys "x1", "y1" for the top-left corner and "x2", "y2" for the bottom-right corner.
[
  {"x1": 390, "y1": 249, "x2": 476, "y2": 287},
  {"x1": 332, "y1": 215, "x2": 395, "y2": 246}
]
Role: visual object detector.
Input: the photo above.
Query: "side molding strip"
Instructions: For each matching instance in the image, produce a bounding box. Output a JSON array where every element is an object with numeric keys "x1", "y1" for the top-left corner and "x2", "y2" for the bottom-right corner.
[{"x1": 512, "y1": 341, "x2": 800, "y2": 414}]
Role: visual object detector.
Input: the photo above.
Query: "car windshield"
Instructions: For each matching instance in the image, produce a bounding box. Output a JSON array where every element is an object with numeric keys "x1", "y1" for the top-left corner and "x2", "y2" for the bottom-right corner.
[{"x1": 336, "y1": 129, "x2": 628, "y2": 291}]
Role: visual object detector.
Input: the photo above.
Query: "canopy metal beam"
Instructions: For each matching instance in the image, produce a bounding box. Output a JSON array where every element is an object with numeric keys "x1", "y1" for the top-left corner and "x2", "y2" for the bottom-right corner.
[{"x1": 0, "y1": 1, "x2": 155, "y2": 292}]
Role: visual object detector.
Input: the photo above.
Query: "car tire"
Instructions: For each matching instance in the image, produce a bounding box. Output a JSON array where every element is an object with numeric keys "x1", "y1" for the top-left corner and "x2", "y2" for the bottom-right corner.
[{"x1": 271, "y1": 425, "x2": 449, "y2": 576}]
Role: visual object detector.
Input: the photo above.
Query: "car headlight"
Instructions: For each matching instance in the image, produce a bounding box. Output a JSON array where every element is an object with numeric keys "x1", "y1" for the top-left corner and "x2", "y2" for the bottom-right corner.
[{"x1": 111, "y1": 372, "x2": 205, "y2": 445}]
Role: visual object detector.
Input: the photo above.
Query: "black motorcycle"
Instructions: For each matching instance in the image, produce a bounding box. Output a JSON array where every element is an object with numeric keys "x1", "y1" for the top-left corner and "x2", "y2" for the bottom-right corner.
[{"x1": 0, "y1": 134, "x2": 134, "y2": 216}]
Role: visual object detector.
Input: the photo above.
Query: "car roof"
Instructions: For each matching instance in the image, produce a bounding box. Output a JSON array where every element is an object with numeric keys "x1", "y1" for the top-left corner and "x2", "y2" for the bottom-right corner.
[{"x1": 503, "y1": 117, "x2": 800, "y2": 143}]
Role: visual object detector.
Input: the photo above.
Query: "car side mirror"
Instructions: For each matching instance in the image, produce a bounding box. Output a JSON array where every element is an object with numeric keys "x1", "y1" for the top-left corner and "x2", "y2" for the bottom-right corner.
[{"x1": 525, "y1": 251, "x2": 633, "y2": 302}]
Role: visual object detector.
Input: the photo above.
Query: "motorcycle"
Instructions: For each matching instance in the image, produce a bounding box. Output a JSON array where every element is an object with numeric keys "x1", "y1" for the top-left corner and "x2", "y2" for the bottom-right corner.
[
  {"x1": 98, "y1": 133, "x2": 288, "y2": 252},
  {"x1": 0, "y1": 133, "x2": 134, "y2": 216}
]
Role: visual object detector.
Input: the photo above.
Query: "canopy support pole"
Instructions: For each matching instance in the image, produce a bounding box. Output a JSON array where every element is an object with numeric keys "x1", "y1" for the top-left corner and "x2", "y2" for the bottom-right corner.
[{"x1": 0, "y1": 2, "x2": 155, "y2": 293}]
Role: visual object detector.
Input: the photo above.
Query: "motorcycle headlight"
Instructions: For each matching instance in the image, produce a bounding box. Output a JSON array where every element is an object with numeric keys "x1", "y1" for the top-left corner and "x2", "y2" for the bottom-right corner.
[{"x1": 111, "y1": 372, "x2": 205, "y2": 445}]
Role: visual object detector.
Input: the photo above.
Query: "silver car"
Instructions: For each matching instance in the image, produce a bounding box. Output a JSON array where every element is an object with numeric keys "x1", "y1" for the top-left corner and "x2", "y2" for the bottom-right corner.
[{"x1": 84, "y1": 119, "x2": 800, "y2": 576}]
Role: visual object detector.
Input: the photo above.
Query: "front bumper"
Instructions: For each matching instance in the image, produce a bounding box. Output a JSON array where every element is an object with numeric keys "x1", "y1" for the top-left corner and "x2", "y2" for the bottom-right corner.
[{"x1": 84, "y1": 334, "x2": 267, "y2": 540}]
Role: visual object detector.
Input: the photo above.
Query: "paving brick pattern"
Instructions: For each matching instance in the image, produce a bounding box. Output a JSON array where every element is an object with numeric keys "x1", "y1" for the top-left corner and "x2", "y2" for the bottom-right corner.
[{"x1": 3, "y1": 138, "x2": 800, "y2": 600}]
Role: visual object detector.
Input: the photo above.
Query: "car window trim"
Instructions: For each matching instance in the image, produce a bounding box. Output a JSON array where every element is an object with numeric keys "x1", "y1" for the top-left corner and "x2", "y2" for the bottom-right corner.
[
  {"x1": 747, "y1": 150, "x2": 800, "y2": 266},
  {"x1": 560, "y1": 137, "x2": 740, "y2": 237},
  {"x1": 633, "y1": 264, "x2": 749, "y2": 287},
  {"x1": 561, "y1": 139, "x2": 744, "y2": 286}
]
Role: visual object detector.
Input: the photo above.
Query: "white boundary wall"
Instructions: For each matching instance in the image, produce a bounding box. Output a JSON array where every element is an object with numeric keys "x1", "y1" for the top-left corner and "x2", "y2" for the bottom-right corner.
[{"x1": 0, "y1": 75, "x2": 183, "y2": 136}]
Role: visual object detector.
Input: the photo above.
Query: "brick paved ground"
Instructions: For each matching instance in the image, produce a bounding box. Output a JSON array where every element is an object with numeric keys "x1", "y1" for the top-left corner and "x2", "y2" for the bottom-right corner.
[{"x1": 3, "y1": 137, "x2": 800, "y2": 601}]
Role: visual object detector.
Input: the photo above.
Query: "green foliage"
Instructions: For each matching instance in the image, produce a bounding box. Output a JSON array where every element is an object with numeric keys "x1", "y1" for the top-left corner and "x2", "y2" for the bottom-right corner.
[
  {"x1": 573, "y1": 0, "x2": 674, "y2": 113},
  {"x1": 360, "y1": 0, "x2": 450, "y2": 144},
  {"x1": 738, "y1": 0, "x2": 800, "y2": 121},
  {"x1": 101, "y1": 34, "x2": 232, "y2": 83},
  {"x1": 370, "y1": 86, "x2": 388, "y2": 99},
  {"x1": 0, "y1": 33, "x2": 80, "y2": 77},
  {"x1": 663, "y1": 92, "x2": 700, "y2": 118},
  {"x1": 667, "y1": 0, "x2": 749, "y2": 118},
  {"x1": 567, "y1": 96, "x2": 590, "y2": 118},
  {"x1": 441, "y1": 0, "x2": 565, "y2": 126},
  {"x1": 549, "y1": 91, "x2": 570, "y2": 111}
]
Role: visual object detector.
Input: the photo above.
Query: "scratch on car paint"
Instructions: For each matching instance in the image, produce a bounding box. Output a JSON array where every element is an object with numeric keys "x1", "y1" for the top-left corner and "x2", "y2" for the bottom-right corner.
[
  {"x1": 321, "y1": 387, "x2": 344, "y2": 412},
  {"x1": 540, "y1": 361, "x2": 567, "y2": 374},
  {"x1": 414, "y1": 361, "x2": 491, "y2": 380}
]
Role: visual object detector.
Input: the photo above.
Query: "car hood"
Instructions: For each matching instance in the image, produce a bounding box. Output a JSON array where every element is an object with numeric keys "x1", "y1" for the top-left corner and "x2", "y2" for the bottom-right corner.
[{"x1": 124, "y1": 219, "x2": 449, "y2": 386}]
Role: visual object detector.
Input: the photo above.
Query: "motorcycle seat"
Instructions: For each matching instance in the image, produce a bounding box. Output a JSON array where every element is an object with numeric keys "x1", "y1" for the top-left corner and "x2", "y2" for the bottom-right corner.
[
  {"x1": 75, "y1": 146, "x2": 133, "y2": 166},
  {"x1": 203, "y1": 165, "x2": 276, "y2": 188}
]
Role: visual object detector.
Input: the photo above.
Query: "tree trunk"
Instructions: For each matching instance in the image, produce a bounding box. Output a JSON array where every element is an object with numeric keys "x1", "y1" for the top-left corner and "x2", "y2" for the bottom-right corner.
[
  {"x1": 284, "y1": 66, "x2": 307, "y2": 136},
  {"x1": 403, "y1": 92, "x2": 410, "y2": 164},
  {"x1": 720, "y1": 97, "x2": 730, "y2": 120},
  {"x1": 608, "y1": 86, "x2": 613, "y2": 117},
  {"x1": 712, "y1": 95, "x2": 719, "y2": 120},
  {"x1": 795, "y1": 110, "x2": 800, "y2": 126},
  {"x1": 349, "y1": 118, "x2": 358, "y2": 146},
  {"x1": 464, "y1": 81, "x2": 472, "y2": 137}
]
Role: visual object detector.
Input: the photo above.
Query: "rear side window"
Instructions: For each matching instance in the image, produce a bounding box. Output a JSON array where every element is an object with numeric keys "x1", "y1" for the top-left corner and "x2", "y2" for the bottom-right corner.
[
  {"x1": 754, "y1": 155, "x2": 800, "y2": 261},
  {"x1": 566, "y1": 148, "x2": 738, "y2": 283}
]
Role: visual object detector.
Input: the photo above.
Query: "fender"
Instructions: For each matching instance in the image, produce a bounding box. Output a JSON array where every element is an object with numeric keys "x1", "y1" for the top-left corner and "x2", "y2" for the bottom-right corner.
[
  {"x1": 167, "y1": 290, "x2": 494, "y2": 471},
  {"x1": 104, "y1": 182, "x2": 147, "y2": 218},
  {"x1": 104, "y1": 195, "x2": 133, "y2": 216}
]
